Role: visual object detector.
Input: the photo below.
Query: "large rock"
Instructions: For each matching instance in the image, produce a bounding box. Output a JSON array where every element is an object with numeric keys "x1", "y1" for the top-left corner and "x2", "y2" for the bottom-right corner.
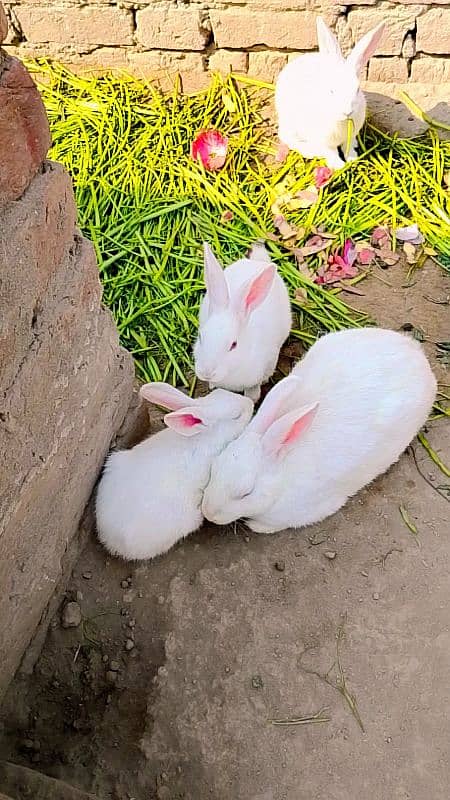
[
  {"x1": 0, "y1": 162, "x2": 134, "y2": 698},
  {"x1": 0, "y1": 54, "x2": 51, "y2": 207}
]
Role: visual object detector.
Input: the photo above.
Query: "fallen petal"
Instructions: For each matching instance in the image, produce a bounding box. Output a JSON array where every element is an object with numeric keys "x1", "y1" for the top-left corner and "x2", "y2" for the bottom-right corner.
[
  {"x1": 294, "y1": 287, "x2": 308, "y2": 304},
  {"x1": 274, "y1": 215, "x2": 297, "y2": 240},
  {"x1": 314, "y1": 166, "x2": 334, "y2": 189},
  {"x1": 356, "y1": 246, "x2": 376, "y2": 266},
  {"x1": 395, "y1": 223, "x2": 424, "y2": 244},
  {"x1": 403, "y1": 241, "x2": 418, "y2": 264},
  {"x1": 377, "y1": 246, "x2": 400, "y2": 266},
  {"x1": 343, "y1": 239, "x2": 357, "y2": 267},
  {"x1": 221, "y1": 211, "x2": 234, "y2": 224},
  {"x1": 191, "y1": 129, "x2": 228, "y2": 171},
  {"x1": 371, "y1": 226, "x2": 390, "y2": 247},
  {"x1": 294, "y1": 187, "x2": 319, "y2": 208}
]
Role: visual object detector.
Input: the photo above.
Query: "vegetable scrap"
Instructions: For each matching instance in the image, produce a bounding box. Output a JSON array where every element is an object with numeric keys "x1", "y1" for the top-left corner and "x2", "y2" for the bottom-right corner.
[{"x1": 191, "y1": 129, "x2": 228, "y2": 171}]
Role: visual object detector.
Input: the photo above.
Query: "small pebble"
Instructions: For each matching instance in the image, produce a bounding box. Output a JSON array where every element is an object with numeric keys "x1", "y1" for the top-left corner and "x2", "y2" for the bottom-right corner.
[
  {"x1": 373, "y1": 592, "x2": 380, "y2": 601},
  {"x1": 61, "y1": 601, "x2": 82, "y2": 629},
  {"x1": 125, "y1": 639, "x2": 135, "y2": 651},
  {"x1": 386, "y1": 736, "x2": 392, "y2": 743},
  {"x1": 121, "y1": 580, "x2": 129, "y2": 589},
  {"x1": 110, "y1": 660, "x2": 121, "y2": 672},
  {"x1": 324, "y1": 550, "x2": 336, "y2": 560},
  {"x1": 82, "y1": 571, "x2": 92, "y2": 580},
  {"x1": 129, "y1": 619, "x2": 136, "y2": 628},
  {"x1": 225, "y1": 666, "x2": 231, "y2": 673},
  {"x1": 361, "y1": 570, "x2": 369, "y2": 577},
  {"x1": 274, "y1": 560, "x2": 285, "y2": 572},
  {"x1": 102, "y1": 654, "x2": 109, "y2": 664},
  {"x1": 123, "y1": 590, "x2": 135, "y2": 604},
  {"x1": 76, "y1": 590, "x2": 83, "y2": 602},
  {"x1": 244, "y1": 536, "x2": 250, "y2": 543},
  {"x1": 106, "y1": 671, "x2": 118, "y2": 685},
  {"x1": 252, "y1": 675, "x2": 264, "y2": 689}
]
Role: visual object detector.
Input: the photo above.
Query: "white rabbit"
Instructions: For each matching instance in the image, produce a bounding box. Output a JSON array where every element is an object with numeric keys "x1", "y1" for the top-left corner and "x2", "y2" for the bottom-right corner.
[
  {"x1": 193, "y1": 241, "x2": 291, "y2": 402},
  {"x1": 202, "y1": 328, "x2": 437, "y2": 533},
  {"x1": 275, "y1": 17, "x2": 385, "y2": 169},
  {"x1": 96, "y1": 382, "x2": 253, "y2": 560}
]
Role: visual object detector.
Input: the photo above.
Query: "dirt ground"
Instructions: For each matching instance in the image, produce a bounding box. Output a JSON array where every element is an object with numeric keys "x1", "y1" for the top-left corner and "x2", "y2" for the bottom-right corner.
[{"x1": 0, "y1": 256, "x2": 449, "y2": 800}]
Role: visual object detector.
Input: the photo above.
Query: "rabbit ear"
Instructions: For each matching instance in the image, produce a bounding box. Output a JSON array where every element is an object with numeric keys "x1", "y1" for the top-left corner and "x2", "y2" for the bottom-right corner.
[
  {"x1": 140, "y1": 382, "x2": 190, "y2": 411},
  {"x1": 250, "y1": 377, "x2": 301, "y2": 435},
  {"x1": 163, "y1": 407, "x2": 206, "y2": 437},
  {"x1": 234, "y1": 264, "x2": 276, "y2": 318},
  {"x1": 316, "y1": 17, "x2": 342, "y2": 59},
  {"x1": 261, "y1": 402, "x2": 319, "y2": 458},
  {"x1": 347, "y1": 22, "x2": 385, "y2": 74},
  {"x1": 203, "y1": 242, "x2": 229, "y2": 312}
]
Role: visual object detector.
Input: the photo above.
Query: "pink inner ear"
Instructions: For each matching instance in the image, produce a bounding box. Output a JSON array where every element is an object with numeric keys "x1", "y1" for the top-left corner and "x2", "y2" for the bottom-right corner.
[
  {"x1": 283, "y1": 415, "x2": 310, "y2": 445},
  {"x1": 282, "y1": 404, "x2": 319, "y2": 447},
  {"x1": 180, "y1": 413, "x2": 203, "y2": 428},
  {"x1": 245, "y1": 266, "x2": 275, "y2": 312}
]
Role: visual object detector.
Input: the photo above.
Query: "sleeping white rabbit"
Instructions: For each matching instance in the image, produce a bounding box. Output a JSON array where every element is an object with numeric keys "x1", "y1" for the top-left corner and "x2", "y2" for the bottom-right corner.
[
  {"x1": 275, "y1": 17, "x2": 385, "y2": 169},
  {"x1": 96, "y1": 382, "x2": 253, "y2": 560},
  {"x1": 193, "y1": 241, "x2": 291, "y2": 402},
  {"x1": 202, "y1": 328, "x2": 437, "y2": 533}
]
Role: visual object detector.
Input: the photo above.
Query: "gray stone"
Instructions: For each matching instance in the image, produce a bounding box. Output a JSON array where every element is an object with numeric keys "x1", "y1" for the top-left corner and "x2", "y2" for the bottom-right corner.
[{"x1": 61, "y1": 602, "x2": 82, "y2": 629}]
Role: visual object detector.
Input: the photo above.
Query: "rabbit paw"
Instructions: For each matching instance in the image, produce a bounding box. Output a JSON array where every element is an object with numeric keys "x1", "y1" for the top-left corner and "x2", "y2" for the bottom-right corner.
[{"x1": 324, "y1": 150, "x2": 346, "y2": 170}]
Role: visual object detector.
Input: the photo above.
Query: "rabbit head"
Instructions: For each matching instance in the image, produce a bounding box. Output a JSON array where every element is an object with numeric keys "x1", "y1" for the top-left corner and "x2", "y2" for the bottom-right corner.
[
  {"x1": 312, "y1": 16, "x2": 385, "y2": 124},
  {"x1": 140, "y1": 381, "x2": 254, "y2": 439},
  {"x1": 202, "y1": 376, "x2": 318, "y2": 525},
  {"x1": 193, "y1": 243, "x2": 276, "y2": 386}
]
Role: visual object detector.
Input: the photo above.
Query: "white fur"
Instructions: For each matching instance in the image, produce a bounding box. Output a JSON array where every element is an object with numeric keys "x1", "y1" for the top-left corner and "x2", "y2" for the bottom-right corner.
[
  {"x1": 96, "y1": 383, "x2": 253, "y2": 560},
  {"x1": 193, "y1": 242, "x2": 291, "y2": 401},
  {"x1": 202, "y1": 328, "x2": 437, "y2": 533},
  {"x1": 275, "y1": 17, "x2": 385, "y2": 168}
]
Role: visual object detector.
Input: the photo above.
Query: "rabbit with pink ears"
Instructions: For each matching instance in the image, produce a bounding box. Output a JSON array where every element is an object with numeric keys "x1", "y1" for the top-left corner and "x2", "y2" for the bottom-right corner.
[
  {"x1": 194, "y1": 241, "x2": 291, "y2": 402},
  {"x1": 202, "y1": 328, "x2": 437, "y2": 534},
  {"x1": 275, "y1": 17, "x2": 385, "y2": 169},
  {"x1": 96, "y1": 382, "x2": 253, "y2": 560}
]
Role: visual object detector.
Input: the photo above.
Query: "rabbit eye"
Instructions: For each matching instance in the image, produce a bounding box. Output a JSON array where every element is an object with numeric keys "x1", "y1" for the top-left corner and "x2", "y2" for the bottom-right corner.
[{"x1": 229, "y1": 341, "x2": 237, "y2": 351}]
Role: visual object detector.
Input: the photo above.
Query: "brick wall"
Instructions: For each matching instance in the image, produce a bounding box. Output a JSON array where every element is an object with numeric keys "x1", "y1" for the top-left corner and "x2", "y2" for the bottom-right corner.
[{"x1": 3, "y1": 1, "x2": 450, "y2": 90}]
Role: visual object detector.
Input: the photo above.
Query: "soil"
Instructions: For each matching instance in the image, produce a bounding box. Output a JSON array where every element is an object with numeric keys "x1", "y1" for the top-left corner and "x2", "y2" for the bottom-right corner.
[{"x1": 0, "y1": 258, "x2": 449, "y2": 800}]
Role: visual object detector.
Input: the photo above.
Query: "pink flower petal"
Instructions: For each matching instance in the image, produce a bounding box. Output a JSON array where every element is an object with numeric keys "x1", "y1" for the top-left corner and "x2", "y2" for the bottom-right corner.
[
  {"x1": 357, "y1": 246, "x2": 376, "y2": 266},
  {"x1": 191, "y1": 129, "x2": 228, "y2": 171},
  {"x1": 371, "y1": 226, "x2": 390, "y2": 247},
  {"x1": 314, "y1": 166, "x2": 334, "y2": 189},
  {"x1": 342, "y1": 239, "x2": 357, "y2": 267}
]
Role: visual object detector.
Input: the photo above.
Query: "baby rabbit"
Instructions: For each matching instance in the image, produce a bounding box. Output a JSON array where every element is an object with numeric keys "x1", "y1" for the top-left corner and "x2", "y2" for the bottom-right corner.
[
  {"x1": 193, "y1": 241, "x2": 291, "y2": 402},
  {"x1": 275, "y1": 17, "x2": 385, "y2": 168},
  {"x1": 202, "y1": 328, "x2": 436, "y2": 533},
  {"x1": 96, "y1": 382, "x2": 253, "y2": 560}
]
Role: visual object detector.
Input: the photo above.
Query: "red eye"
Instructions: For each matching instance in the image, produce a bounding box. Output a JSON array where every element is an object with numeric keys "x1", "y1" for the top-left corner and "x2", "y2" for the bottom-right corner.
[{"x1": 229, "y1": 341, "x2": 237, "y2": 351}]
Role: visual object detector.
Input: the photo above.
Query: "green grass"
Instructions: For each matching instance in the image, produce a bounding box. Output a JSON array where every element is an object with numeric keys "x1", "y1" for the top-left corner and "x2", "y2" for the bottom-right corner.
[{"x1": 30, "y1": 62, "x2": 450, "y2": 386}]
